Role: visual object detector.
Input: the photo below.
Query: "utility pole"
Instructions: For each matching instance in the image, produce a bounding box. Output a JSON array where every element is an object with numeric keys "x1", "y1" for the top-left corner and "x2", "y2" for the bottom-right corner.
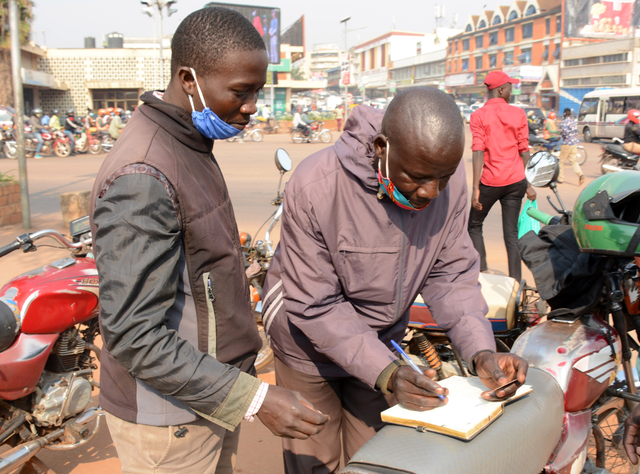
[
  {"x1": 9, "y1": 0, "x2": 30, "y2": 229},
  {"x1": 142, "y1": 0, "x2": 177, "y2": 90},
  {"x1": 340, "y1": 16, "x2": 350, "y2": 120}
]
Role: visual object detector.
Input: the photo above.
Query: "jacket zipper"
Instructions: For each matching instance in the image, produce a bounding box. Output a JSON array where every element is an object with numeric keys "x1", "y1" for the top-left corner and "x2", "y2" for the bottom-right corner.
[
  {"x1": 394, "y1": 213, "x2": 407, "y2": 322},
  {"x1": 204, "y1": 273, "x2": 217, "y2": 358},
  {"x1": 207, "y1": 277, "x2": 215, "y2": 302}
]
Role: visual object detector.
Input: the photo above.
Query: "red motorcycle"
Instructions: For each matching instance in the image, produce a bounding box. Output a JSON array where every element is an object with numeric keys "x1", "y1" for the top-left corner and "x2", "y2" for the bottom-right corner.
[
  {"x1": 0, "y1": 217, "x2": 104, "y2": 473},
  {"x1": 3, "y1": 129, "x2": 71, "y2": 159}
]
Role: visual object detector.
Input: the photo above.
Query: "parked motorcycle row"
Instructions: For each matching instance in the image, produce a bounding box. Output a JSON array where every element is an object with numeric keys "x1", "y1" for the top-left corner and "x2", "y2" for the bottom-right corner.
[{"x1": 1, "y1": 143, "x2": 640, "y2": 473}]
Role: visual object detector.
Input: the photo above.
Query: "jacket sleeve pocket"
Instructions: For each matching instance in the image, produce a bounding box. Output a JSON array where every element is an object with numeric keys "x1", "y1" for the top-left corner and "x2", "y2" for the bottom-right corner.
[{"x1": 203, "y1": 272, "x2": 217, "y2": 359}]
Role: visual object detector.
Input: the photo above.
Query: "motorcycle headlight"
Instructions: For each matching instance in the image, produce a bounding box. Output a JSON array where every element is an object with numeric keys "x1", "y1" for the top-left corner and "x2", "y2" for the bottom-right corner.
[{"x1": 0, "y1": 299, "x2": 18, "y2": 352}]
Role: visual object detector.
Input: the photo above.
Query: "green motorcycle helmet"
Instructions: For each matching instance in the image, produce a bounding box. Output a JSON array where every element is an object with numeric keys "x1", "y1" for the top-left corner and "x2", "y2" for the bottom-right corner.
[{"x1": 572, "y1": 171, "x2": 640, "y2": 256}]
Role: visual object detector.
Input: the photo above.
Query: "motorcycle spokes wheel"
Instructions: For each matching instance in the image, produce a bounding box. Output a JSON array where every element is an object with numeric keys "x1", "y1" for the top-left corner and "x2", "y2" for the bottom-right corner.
[
  {"x1": 251, "y1": 130, "x2": 264, "y2": 142},
  {"x1": 54, "y1": 142, "x2": 71, "y2": 157},
  {"x1": 292, "y1": 131, "x2": 305, "y2": 144},
  {"x1": 89, "y1": 141, "x2": 102, "y2": 155},
  {"x1": 588, "y1": 406, "x2": 635, "y2": 474},
  {"x1": 320, "y1": 130, "x2": 332, "y2": 143}
]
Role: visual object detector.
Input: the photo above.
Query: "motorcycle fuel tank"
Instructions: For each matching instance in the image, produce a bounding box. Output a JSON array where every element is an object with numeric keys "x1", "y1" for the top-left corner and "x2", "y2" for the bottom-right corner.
[
  {"x1": 512, "y1": 314, "x2": 621, "y2": 413},
  {"x1": 0, "y1": 257, "x2": 99, "y2": 335}
]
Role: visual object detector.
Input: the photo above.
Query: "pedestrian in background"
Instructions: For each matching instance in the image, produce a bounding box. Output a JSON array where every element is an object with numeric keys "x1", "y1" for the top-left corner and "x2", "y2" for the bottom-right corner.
[
  {"x1": 335, "y1": 106, "x2": 343, "y2": 131},
  {"x1": 558, "y1": 107, "x2": 584, "y2": 185},
  {"x1": 469, "y1": 71, "x2": 536, "y2": 282}
]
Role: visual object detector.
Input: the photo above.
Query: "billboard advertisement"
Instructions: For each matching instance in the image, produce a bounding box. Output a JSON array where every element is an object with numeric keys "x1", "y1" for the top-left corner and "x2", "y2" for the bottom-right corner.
[
  {"x1": 205, "y1": 2, "x2": 281, "y2": 64},
  {"x1": 564, "y1": 0, "x2": 640, "y2": 38}
]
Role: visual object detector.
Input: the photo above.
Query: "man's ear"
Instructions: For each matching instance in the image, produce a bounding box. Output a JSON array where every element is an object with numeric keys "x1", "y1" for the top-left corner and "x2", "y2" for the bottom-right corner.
[
  {"x1": 177, "y1": 67, "x2": 198, "y2": 102},
  {"x1": 373, "y1": 134, "x2": 388, "y2": 159}
]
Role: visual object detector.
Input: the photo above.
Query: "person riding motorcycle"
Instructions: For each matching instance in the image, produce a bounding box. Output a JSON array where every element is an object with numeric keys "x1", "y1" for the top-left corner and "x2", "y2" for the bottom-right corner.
[
  {"x1": 527, "y1": 110, "x2": 541, "y2": 136},
  {"x1": 49, "y1": 109, "x2": 62, "y2": 131},
  {"x1": 543, "y1": 111, "x2": 561, "y2": 151},
  {"x1": 64, "y1": 109, "x2": 81, "y2": 156},
  {"x1": 623, "y1": 109, "x2": 640, "y2": 155},
  {"x1": 294, "y1": 107, "x2": 313, "y2": 140},
  {"x1": 108, "y1": 108, "x2": 126, "y2": 139},
  {"x1": 29, "y1": 108, "x2": 45, "y2": 159},
  {"x1": 96, "y1": 108, "x2": 110, "y2": 131}
]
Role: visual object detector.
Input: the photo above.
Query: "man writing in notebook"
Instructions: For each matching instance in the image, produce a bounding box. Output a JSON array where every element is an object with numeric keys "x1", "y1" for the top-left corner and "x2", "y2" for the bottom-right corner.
[{"x1": 261, "y1": 87, "x2": 528, "y2": 474}]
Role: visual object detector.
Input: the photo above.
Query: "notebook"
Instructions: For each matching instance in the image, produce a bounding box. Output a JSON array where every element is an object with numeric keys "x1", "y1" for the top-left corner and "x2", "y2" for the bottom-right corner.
[{"x1": 381, "y1": 376, "x2": 533, "y2": 440}]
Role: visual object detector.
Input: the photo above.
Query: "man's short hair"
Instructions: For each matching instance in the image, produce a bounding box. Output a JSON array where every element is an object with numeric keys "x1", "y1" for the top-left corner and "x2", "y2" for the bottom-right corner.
[
  {"x1": 171, "y1": 7, "x2": 266, "y2": 77},
  {"x1": 563, "y1": 108, "x2": 572, "y2": 116}
]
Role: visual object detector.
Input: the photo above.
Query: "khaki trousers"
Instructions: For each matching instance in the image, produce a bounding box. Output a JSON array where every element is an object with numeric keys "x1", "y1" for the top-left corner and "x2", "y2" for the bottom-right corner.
[
  {"x1": 275, "y1": 356, "x2": 396, "y2": 474},
  {"x1": 558, "y1": 144, "x2": 583, "y2": 182},
  {"x1": 623, "y1": 142, "x2": 640, "y2": 154},
  {"x1": 106, "y1": 413, "x2": 240, "y2": 474}
]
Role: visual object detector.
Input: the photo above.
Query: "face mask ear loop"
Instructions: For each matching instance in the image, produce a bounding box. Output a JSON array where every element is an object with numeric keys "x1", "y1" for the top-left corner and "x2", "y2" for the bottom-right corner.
[
  {"x1": 385, "y1": 138, "x2": 391, "y2": 180},
  {"x1": 189, "y1": 68, "x2": 207, "y2": 110},
  {"x1": 188, "y1": 94, "x2": 196, "y2": 113}
]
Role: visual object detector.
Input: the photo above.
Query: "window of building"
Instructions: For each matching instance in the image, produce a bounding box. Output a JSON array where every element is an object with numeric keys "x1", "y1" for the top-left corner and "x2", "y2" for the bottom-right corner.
[
  {"x1": 543, "y1": 44, "x2": 549, "y2": 61},
  {"x1": 564, "y1": 78, "x2": 580, "y2": 86},
  {"x1": 522, "y1": 22, "x2": 533, "y2": 39},
  {"x1": 553, "y1": 43, "x2": 560, "y2": 59},
  {"x1": 478, "y1": 20, "x2": 487, "y2": 29},
  {"x1": 564, "y1": 58, "x2": 580, "y2": 66},
  {"x1": 504, "y1": 51, "x2": 514, "y2": 66},
  {"x1": 525, "y1": 5, "x2": 537, "y2": 16},
  {"x1": 380, "y1": 44, "x2": 386, "y2": 67},
  {"x1": 462, "y1": 58, "x2": 469, "y2": 71},
  {"x1": 520, "y1": 48, "x2": 532, "y2": 64},
  {"x1": 463, "y1": 39, "x2": 470, "y2": 51},
  {"x1": 602, "y1": 53, "x2": 627, "y2": 63},
  {"x1": 476, "y1": 56, "x2": 483, "y2": 69},
  {"x1": 508, "y1": 10, "x2": 519, "y2": 21},
  {"x1": 505, "y1": 27, "x2": 515, "y2": 42},
  {"x1": 556, "y1": 15, "x2": 561, "y2": 34},
  {"x1": 489, "y1": 54, "x2": 497, "y2": 68},
  {"x1": 92, "y1": 89, "x2": 140, "y2": 111},
  {"x1": 466, "y1": 24, "x2": 473, "y2": 32},
  {"x1": 493, "y1": 15, "x2": 502, "y2": 25},
  {"x1": 545, "y1": 17, "x2": 550, "y2": 35},
  {"x1": 584, "y1": 56, "x2": 599, "y2": 65},
  {"x1": 476, "y1": 35, "x2": 484, "y2": 48},
  {"x1": 489, "y1": 31, "x2": 498, "y2": 45}
]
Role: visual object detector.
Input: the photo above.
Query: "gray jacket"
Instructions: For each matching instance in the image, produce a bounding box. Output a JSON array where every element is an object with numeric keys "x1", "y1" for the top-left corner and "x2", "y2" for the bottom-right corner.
[{"x1": 262, "y1": 106, "x2": 495, "y2": 389}]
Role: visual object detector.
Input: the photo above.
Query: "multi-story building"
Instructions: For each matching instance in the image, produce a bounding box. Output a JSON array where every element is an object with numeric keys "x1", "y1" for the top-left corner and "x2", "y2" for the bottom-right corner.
[
  {"x1": 309, "y1": 43, "x2": 343, "y2": 79},
  {"x1": 559, "y1": 38, "x2": 640, "y2": 112},
  {"x1": 389, "y1": 49, "x2": 447, "y2": 92},
  {"x1": 445, "y1": 0, "x2": 562, "y2": 109}
]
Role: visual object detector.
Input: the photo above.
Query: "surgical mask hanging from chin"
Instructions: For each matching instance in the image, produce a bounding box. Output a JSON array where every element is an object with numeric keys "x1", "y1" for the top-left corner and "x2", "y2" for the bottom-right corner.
[
  {"x1": 188, "y1": 68, "x2": 242, "y2": 140},
  {"x1": 377, "y1": 139, "x2": 429, "y2": 211}
]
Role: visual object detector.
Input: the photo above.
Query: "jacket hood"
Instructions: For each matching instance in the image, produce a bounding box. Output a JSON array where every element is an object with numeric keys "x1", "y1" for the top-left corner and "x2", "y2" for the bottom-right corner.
[
  {"x1": 334, "y1": 106, "x2": 384, "y2": 193},
  {"x1": 139, "y1": 91, "x2": 213, "y2": 154}
]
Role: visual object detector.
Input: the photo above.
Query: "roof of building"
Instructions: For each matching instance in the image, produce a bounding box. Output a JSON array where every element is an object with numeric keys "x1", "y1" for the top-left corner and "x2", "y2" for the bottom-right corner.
[
  {"x1": 516, "y1": 1, "x2": 527, "y2": 13},
  {"x1": 355, "y1": 30, "x2": 425, "y2": 50},
  {"x1": 537, "y1": 0, "x2": 561, "y2": 11}
]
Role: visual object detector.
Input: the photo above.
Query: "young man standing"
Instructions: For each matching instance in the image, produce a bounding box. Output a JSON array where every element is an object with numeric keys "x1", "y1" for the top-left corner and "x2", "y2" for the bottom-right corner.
[
  {"x1": 90, "y1": 8, "x2": 327, "y2": 474},
  {"x1": 558, "y1": 108, "x2": 584, "y2": 185},
  {"x1": 468, "y1": 71, "x2": 536, "y2": 282}
]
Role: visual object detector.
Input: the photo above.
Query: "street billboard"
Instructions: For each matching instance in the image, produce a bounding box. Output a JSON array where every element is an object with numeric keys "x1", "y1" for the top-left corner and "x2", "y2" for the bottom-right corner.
[
  {"x1": 204, "y1": 2, "x2": 281, "y2": 64},
  {"x1": 564, "y1": 0, "x2": 640, "y2": 38}
]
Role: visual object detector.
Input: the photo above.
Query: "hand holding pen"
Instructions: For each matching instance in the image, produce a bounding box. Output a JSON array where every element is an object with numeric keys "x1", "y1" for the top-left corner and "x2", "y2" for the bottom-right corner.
[{"x1": 388, "y1": 340, "x2": 448, "y2": 411}]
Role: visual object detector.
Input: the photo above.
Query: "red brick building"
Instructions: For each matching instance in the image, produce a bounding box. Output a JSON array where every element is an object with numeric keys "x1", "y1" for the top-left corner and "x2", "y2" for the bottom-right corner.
[{"x1": 445, "y1": 0, "x2": 561, "y2": 109}]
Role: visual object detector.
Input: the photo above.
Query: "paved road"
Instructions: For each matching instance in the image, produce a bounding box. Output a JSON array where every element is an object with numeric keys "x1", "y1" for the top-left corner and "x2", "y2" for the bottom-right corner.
[{"x1": 0, "y1": 130, "x2": 607, "y2": 473}]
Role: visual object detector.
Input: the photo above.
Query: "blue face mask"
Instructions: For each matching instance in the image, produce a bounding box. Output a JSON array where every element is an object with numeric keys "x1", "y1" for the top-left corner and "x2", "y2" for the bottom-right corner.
[
  {"x1": 188, "y1": 68, "x2": 242, "y2": 141},
  {"x1": 377, "y1": 139, "x2": 429, "y2": 211}
]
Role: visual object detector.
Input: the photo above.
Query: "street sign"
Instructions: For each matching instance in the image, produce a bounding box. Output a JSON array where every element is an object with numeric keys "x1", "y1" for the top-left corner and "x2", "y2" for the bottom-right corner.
[
  {"x1": 347, "y1": 93, "x2": 353, "y2": 100},
  {"x1": 390, "y1": 81, "x2": 397, "y2": 93}
]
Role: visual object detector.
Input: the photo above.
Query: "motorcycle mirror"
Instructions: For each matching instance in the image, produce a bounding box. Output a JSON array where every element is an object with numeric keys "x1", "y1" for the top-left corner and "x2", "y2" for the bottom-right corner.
[
  {"x1": 275, "y1": 148, "x2": 292, "y2": 173},
  {"x1": 525, "y1": 151, "x2": 559, "y2": 188}
]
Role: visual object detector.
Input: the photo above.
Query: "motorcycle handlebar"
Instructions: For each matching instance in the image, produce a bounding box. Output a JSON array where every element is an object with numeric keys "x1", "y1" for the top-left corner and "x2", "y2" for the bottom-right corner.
[
  {"x1": 0, "y1": 229, "x2": 89, "y2": 259},
  {"x1": 527, "y1": 207, "x2": 553, "y2": 225},
  {"x1": 0, "y1": 240, "x2": 20, "y2": 258}
]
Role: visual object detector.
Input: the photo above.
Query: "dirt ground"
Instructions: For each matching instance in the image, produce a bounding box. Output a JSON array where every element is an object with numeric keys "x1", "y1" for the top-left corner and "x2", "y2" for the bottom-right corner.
[{"x1": 0, "y1": 129, "x2": 605, "y2": 473}]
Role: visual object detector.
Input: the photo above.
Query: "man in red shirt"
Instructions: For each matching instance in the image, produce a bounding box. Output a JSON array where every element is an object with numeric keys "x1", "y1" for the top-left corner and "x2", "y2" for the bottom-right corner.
[{"x1": 468, "y1": 71, "x2": 536, "y2": 282}]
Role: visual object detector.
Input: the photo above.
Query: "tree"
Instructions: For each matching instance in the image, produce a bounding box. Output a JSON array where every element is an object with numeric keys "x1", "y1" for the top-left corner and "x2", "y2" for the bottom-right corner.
[{"x1": 0, "y1": 0, "x2": 34, "y2": 107}]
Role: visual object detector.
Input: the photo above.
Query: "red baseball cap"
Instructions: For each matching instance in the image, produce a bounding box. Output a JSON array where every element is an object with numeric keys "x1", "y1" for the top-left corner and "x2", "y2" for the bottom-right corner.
[{"x1": 484, "y1": 71, "x2": 520, "y2": 90}]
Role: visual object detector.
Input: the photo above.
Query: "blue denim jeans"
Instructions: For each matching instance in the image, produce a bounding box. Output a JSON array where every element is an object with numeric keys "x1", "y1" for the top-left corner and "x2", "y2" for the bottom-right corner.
[
  {"x1": 33, "y1": 132, "x2": 43, "y2": 154},
  {"x1": 64, "y1": 131, "x2": 75, "y2": 151}
]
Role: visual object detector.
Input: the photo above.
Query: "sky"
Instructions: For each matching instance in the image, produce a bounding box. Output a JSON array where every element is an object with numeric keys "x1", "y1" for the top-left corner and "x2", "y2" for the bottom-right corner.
[{"x1": 31, "y1": 0, "x2": 482, "y2": 51}]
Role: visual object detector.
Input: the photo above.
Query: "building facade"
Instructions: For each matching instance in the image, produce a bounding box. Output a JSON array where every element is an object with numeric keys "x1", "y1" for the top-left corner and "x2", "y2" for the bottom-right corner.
[
  {"x1": 389, "y1": 49, "x2": 447, "y2": 92},
  {"x1": 445, "y1": 0, "x2": 562, "y2": 108},
  {"x1": 559, "y1": 38, "x2": 640, "y2": 112}
]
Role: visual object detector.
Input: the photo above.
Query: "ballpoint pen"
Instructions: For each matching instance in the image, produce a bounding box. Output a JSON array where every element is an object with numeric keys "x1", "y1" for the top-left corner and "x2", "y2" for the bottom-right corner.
[{"x1": 390, "y1": 339, "x2": 446, "y2": 401}]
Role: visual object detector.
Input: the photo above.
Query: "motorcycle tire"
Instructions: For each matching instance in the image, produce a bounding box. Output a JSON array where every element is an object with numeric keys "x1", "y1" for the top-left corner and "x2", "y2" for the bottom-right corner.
[
  {"x1": 251, "y1": 130, "x2": 263, "y2": 143},
  {"x1": 320, "y1": 130, "x2": 332, "y2": 144},
  {"x1": 89, "y1": 141, "x2": 102, "y2": 155},
  {"x1": 3, "y1": 143, "x2": 16, "y2": 159},
  {"x1": 292, "y1": 130, "x2": 306, "y2": 144},
  {"x1": 101, "y1": 136, "x2": 114, "y2": 153},
  {"x1": 575, "y1": 146, "x2": 587, "y2": 166},
  {"x1": 226, "y1": 136, "x2": 237, "y2": 142},
  {"x1": 54, "y1": 142, "x2": 71, "y2": 157},
  {"x1": 254, "y1": 321, "x2": 274, "y2": 372},
  {"x1": 601, "y1": 155, "x2": 621, "y2": 175},
  {"x1": 588, "y1": 404, "x2": 635, "y2": 473}
]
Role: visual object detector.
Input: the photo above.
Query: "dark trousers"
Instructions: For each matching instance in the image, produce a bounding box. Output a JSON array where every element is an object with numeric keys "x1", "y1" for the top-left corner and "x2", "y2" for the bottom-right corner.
[
  {"x1": 468, "y1": 178, "x2": 527, "y2": 282},
  {"x1": 275, "y1": 357, "x2": 395, "y2": 474}
]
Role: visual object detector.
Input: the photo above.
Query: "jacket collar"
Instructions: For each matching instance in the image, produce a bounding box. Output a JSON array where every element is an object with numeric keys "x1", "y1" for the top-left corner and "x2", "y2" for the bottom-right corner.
[{"x1": 139, "y1": 91, "x2": 213, "y2": 154}]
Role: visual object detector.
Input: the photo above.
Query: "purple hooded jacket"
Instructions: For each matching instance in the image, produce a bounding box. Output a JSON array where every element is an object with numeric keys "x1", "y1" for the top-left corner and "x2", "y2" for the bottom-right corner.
[{"x1": 262, "y1": 106, "x2": 495, "y2": 389}]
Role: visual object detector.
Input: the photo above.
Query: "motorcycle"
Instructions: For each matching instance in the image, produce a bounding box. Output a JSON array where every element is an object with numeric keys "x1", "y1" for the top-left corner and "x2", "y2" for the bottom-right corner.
[
  {"x1": 339, "y1": 154, "x2": 640, "y2": 474},
  {"x1": 0, "y1": 216, "x2": 104, "y2": 474},
  {"x1": 256, "y1": 115, "x2": 279, "y2": 134},
  {"x1": 599, "y1": 138, "x2": 639, "y2": 174},
  {"x1": 4, "y1": 128, "x2": 71, "y2": 159},
  {"x1": 227, "y1": 119, "x2": 264, "y2": 143},
  {"x1": 529, "y1": 134, "x2": 588, "y2": 166},
  {"x1": 99, "y1": 131, "x2": 115, "y2": 153},
  {"x1": 291, "y1": 121, "x2": 332, "y2": 144},
  {"x1": 239, "y1": 148, "x2": 292, "y2": 371}
]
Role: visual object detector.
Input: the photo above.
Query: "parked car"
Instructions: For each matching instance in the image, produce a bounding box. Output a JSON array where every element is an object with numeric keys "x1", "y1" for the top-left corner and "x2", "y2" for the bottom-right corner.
[{"x1": 463, "y1": 107, "x2": 473, "y2": 124}]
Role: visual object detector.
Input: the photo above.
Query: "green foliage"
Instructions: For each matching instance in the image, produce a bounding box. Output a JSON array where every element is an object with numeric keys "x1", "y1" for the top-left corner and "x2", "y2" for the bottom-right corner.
[
  {"x1": 309, "y1": 112, "x2": 336, "y2": 121},
  {"x1": 0, "y1": 0, "x2": 34, "y2": 49},
  {"x1": 291, "y1": 67, "x2": 305, "y2": 81},
  {"x1": 0, "y1": 169, "x2": 16, "y2": 182}
]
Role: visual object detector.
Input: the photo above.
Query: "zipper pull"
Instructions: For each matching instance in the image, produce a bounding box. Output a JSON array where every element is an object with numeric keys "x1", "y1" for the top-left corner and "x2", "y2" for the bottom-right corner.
[{"x1": 207, "y1": 277, "x2": 215, "y2": 302}]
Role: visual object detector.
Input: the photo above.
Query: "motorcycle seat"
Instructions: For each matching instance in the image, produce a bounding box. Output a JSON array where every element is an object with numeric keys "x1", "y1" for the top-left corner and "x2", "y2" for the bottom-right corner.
[
  {"x1": 607, "y1": 143, "x2": 637, "y2": 158},
  {"x1": 340, "y1": 367, "x2": 564, "y2": 474},
  {"x1": 528, "y1": 135, "x2": 547, "y2": 145},
  {"x1": 410, "y1": 273, "x2": 519, "y2": 332}
]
